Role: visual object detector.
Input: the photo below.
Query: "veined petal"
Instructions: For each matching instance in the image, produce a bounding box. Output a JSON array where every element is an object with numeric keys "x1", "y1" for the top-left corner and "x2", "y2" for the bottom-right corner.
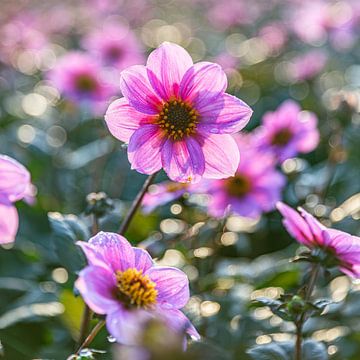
[
  {"x1": 0, "y1": 203, "x2": 18, "y2": 244},
  {"x1": 198, "y1": 134, "x2": 239, "y2": 179},
  {"x1": 197, "y1": 93, "x2": 252, "y2": 134},
  {"x1": 120, "y1": 65, "x2": 161, "y2": 114},
  {"x1": 161, "y1": 137, "x2": 205, "y2": 183},
  {"x1": 146, "y1": 266, "x2": 190, "y2": 309},
  {"x1": 147, "y1": 42, "x2": 193, "y2": 100},
  {"x1": 179, "y1": 62, "x2": 227, "y2": 107},
  {"x1": 105, "y1": 98, "x2": 153, "y2": 143},
  {"x1": 128, "y1": 125, "x2": 165, "y2": 174},
  {"x1": 133, "y1": 247, "x2": 153, "y2": 273}
]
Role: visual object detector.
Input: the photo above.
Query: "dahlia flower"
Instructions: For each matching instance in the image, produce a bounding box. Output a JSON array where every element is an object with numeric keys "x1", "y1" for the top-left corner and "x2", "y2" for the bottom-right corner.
[
  {"x1": 105, "y1": 42, "x2": 252, "y2": 183},
  {"x1": 76, "y1": 232, "x2": 200, "y2": 345}
]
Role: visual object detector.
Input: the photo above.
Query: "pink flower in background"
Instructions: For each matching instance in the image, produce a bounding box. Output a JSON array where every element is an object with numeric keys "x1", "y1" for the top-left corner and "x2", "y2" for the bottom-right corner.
[
  {"x1": 258, "y1": 22, "x2": 287, "y2": 54},
  {"x1": 105, "y1": 42, "x2": 252, "y2": 183},
  {"x1": 205, "y1": 135, "x2": 285, "y2": 218},
  {"x1": 0, "y1": 155, "x2": 32, "y2": 244},
  {"x1": 256, "y1": 100, "x2": 319, "y2": 163},
  {"x1": 81, "y1": 22, "x2": 144, "y2": 71},
  {"x1": 277, "y1": 202, "x2": 360, "y2": 278},
  {"x1": 76, "y1": 232, "x2": 200, "y2": 345},
  {"x1": 49, "y1": 52, "x2": 117, "y2": 115}
]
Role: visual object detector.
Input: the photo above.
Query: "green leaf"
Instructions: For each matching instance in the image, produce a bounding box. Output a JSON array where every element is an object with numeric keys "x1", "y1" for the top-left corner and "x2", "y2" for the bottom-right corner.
[{"x1": 247, "y1": 342, "x2": 288, "y2": 360}]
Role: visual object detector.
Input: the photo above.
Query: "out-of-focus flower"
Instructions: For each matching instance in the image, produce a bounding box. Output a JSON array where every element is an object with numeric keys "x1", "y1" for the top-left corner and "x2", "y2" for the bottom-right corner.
[
  {"x1": 81, "y1": 22, "x2": 144, "y2": 71},
  {"x1": 76, "y1": 232, "x2": 200, "y2": 345},
  {"x1": 255, "y1": 100, "x2": 319, "y2": 163},
  {"x1": 205, "y1": 134, "x2": 285, "y2": 218},
  {"x1": 277, "y1": 202, "x2": 360, "y2": 278},
  {"x1": 105, "y1": 42, "x2": 252, "y2": 183},
  {"x1": 258, "y1": 22, "x2": 287, "y2": 54},
  {"x1": 48, "y1": 51, "x2": 117, "y2": 115},
  {"x1": 0, "y1": 155, "x2": 32, "y2": 244}
]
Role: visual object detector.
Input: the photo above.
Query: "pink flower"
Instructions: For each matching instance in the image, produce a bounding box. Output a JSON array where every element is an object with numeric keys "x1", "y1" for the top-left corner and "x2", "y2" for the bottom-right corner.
[
  {"x1": 76, "y1": 232, "x2": 200, "y2": 345},
  {"x1": 205, "y1": 135, "x2": 285, "y2": 218},
  {"x1": 105, "y1": 42, "x2": 252, "y2": 183},
  {"x1": 277, "y1": 202, "x2": 360, "y2": 278},
  {"x1": 49, "y1": 52, "x2": 116, "y2": 115},
  {"x1": 81, "y1": 23, "x2": 144, "y2": 71},
  {"x1": 0, "y1": 155, "x2": 32, "y2": 244},
  {"x1": 255, "y1": 100, "x2": 319, "y2": 163}
]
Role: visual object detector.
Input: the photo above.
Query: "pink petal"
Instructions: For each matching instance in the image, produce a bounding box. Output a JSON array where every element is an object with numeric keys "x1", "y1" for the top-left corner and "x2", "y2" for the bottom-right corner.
[
  {"x1": 75, "y1": 266, "x2": 119, "y2": 314},
  {"x1": 128, "y1": 125, "x2": 165, "y2": 174},
  {"x1": 120, "y1": 65, "x2": 161, "y2": 114},
  {"x1": 146, "y1": 266, "x2": 190, "y2": 309},
  {"x1": 0, "y1": 155, "x2": 31, "y2": 203},
  {"x1": 0, "y1": 203, "x2": 18, "y2": 244},
  {"x1": 147, "y1": 42, "x2": 193, "y2": 100},
  {"x1": 179, "y1": 62, "x2": 227, "y2": 107},
  {"x1": 298, "y1": 207, "x2": 326, "y2": 244},
  {"x1": 105, "y1": 98, "x2": 153, "y2": 143},
  {"x1": 77, "y1": 232, "x2": 135, "y2": 273},
  {"x1": 161, "y1": 138, "x2": 205, "y2": 183},
  {"x1": 197, "y1": 93, "x2": 252, "y2": 134},
  {"x1": 198, "y1": 134, "x2": 240, "y2": 179},
  {"x1": 133, "y1": 247, "x2": 153, "y2": 272}
]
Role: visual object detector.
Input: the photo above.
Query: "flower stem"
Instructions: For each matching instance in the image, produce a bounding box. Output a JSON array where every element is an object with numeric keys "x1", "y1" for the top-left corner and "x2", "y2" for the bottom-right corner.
[
  {"x1": 118, "y1": 173, "x2": 157, "y2": 235},
  {"x1": 76, "y1": 320, "x2": 105, "y2": 354},
  {"x1": 295, "y1": 263, "x2": 321, "y2": 360}
]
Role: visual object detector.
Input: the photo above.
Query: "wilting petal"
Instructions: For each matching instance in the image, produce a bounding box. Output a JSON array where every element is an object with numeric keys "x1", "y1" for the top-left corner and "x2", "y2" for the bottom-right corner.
[
  {"x1": 146, "y1": 266, "x2": 190, "y2": 309},
  {"x1": 133, "y1": 247, "x2": 153, "y2": 273},
  {"x1": 147, "y1": 42, "x2": 193, "y2": 100},
  {"x1": 120, "y1": 65, "x2": 161, "y2": 114},
  {"x1": 199, "y1": 134, "x2": 239, "y2": 179},
  {"x1": 105, "y1": 98, "x2": 153, "y2": 143},
  {"x1": 128, "y1": 125, "x2": 165, "y2": 174},
  {"x1": 161, "y1": 137, "x2": 205, "y2": 183},
  {"x1": 0, "y1": 155, "x2": 31, "y2": 203},
  {"x1": 0, "y1": 203, "x2": 18, "y2": 244},
  {"x1": 77, "y1": 232, "x2": 135, "y2": 272},
  {"x1": 75, "y1": 266, "x2": 119, "y2": 314},
  {"x1": 197, "y1": 93, "x2": 252, "y2": 134},
  {"x1": 179, "y1": 62, "x2": 227, "y2": 107}
]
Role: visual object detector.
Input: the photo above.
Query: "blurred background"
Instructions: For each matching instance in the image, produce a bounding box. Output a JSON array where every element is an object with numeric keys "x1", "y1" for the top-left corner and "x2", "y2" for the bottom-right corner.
[{"x1": 0, "y1": 0, "x2": 360, "y2": 359}]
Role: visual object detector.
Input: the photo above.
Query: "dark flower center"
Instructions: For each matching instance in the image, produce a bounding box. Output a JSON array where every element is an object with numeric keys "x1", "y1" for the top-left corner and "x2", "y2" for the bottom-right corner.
[
  {"x1": 226, "y1": 174, "x2": 252, "y2": 197},
  {"x1": 157, "y1": 99, "x2": 199, "y2": 140},
  {"x1": 115, "y1": 268, "x2": 157, "y2": 308},
  {"x1": 75, "y1": 74, "x2": 98, "y2": 93},
  {"x1": 271, "y1": 128, "x2": 293, "y2": 146},
  {"x1": 105, "y1": 45, "x2": 123, "y2": 63}
]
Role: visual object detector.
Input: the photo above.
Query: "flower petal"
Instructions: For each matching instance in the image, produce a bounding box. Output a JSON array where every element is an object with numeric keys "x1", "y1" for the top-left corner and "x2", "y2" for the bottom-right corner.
[
  {"x1": 128, "y1": 125, "x2": 165, "y2": 174},
  {"x1": 161, "y1": 138, "x2": 205, "y2": 183},
  {"x1": 146, "y1": 266, "x2": 190, "y2": 309},
  {"x1": 120, "y1": 65, "x2": 161, "y2": 114},
  {"x1": 179, "y1": 62, "x2": 227, "y2": 107},
  {"x1": 0, "y1": 203, "x2": 18, "y2": 244},
  {"x1": 77, "y1": 231, "x2": 135, "y2": 272},
  {"x1": 105, "y1": 98, "x2": 153, "y2": 143},
  {"x1": 197, "y1": 93, "x2": 252, "y2": 134},
  {"x1": 133, "y1": 247, "x2": 153, "y2": 272},
  {"x1": 75, "y1": 265, "x2": 119, "y2": 314},
  {"x1": 147, "y1": 42, "x2": 193, "y2": 100},
  {"x1": 198, "y1": 134, "x2": 240, "y2": 179}
]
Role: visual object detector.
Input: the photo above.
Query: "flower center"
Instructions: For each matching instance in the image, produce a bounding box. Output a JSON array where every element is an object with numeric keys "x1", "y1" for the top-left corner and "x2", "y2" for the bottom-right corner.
[
  {"x1": 165, "y1": 182, "x2": 189, "y2": 193},
  {"x1": 75, "y1": 74, "x2": 98, "y2": 93},
  {"x1": 156, "y1": 99, "x2": 199, "y2": 140},
  {"x1": 105, "y1": 45, "x2": 123, "y2": 63},
  {"x1": 116, "y1": 268, "x2": 157, "y2": 308},
  {"x1": 271, "y1": 128, "x2": 293, "y2": 146},
  {"x1": 226, "y1": 174, "x2": 252, "y2": 197}
]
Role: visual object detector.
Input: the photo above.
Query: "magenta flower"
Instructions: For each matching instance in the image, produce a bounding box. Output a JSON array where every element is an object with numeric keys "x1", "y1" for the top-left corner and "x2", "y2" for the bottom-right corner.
[
  {"x1": 105, "y1": 42, "x2": 252, "y2": 183},
  {"x1": 49, "y1": 52, "x2": 116, "y2": 114},
  {"x1": 76, "y1": 232, "x2": 200, "y2": 345},
  {"x1": 256, "y1": 100, "x2": 319, "y2": 163},
  {"x1": 0, "y1": 155, "x2": 32, "y2": 244},
  {"x1": 277, "y1": 202, "x2": 360, "y2": 278},
  {"x1": 205, "y1": 135, "x2": 285, "y2": 218}
]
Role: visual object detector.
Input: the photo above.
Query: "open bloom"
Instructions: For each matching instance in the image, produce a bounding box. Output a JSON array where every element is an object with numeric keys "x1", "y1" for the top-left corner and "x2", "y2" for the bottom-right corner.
[
  {"x1": 105, "y1": 42, "x2": 252, "y2": 183},
  {"x1": 277, "y1": 202, "x2": 360, "y2": 278},
  {"x1": 0, "y1": 155, "x2": 32, "y2": 244},
  {"x1": 256, "y1": 100, "x2": 319, "y2": 163},
  {"x1": 205, "y1": 134, "x2": 285, "y2": 218},
  {"x1": 76, "y1": 232, "x2": 200, "y2": 345}
]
